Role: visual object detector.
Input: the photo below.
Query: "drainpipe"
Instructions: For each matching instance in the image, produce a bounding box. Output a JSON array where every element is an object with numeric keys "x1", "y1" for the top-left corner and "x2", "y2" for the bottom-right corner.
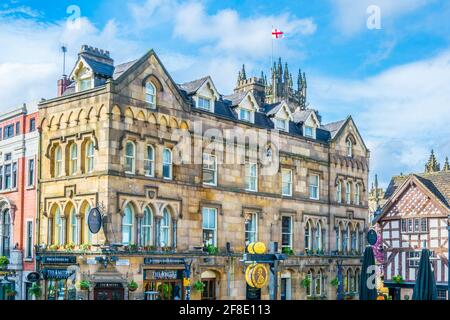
[{"x1": 35, "y1": 122, "x2": 42, "y2": 276}]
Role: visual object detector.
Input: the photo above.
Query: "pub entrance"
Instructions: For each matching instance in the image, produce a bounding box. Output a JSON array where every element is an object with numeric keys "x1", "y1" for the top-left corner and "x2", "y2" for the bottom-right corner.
[
  {"x1": 143, "y1": 269, "x2": 184, "y2": 300},
  {"x1": 94, "y1": 283, "x2": 125, "y2": 300}
]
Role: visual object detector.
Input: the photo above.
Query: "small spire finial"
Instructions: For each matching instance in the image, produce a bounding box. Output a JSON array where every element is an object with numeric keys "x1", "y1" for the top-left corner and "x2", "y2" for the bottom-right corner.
[
  {"x1": 425, "y1": 149, "x2": 440, "y2": 173},
  {"x1": 443, "y1": 157, "x2": 450, "y2": 172}
]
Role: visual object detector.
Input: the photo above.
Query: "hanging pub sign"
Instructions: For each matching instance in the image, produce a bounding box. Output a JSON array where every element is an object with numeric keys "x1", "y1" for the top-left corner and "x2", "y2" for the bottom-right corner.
[
  {"x1": 26, "y1": 272, "x2": 41, "y2": 283},
  {"x1": 88, "y1": 208, "x2": 103, "y2": 234},
  {"x1": 42, "y1": 256, "x2": 77, "y2": 264},
  {"x1": 245, "y1": 263, "x2": 269, "y2": 289},
  {"x1": 367, "y1": 229, "x2": 378, "y2": 246}
]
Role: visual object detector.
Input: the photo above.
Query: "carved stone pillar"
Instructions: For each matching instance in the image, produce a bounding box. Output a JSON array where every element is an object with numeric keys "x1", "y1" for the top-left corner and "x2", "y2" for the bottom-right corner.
[{"x1": 136, "y1": 216, "x2": 142, "y2": 246}]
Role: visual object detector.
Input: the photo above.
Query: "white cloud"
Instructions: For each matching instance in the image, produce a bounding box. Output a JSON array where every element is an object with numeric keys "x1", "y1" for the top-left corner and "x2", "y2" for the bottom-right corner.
[
  {"x1": 310, "y1": 49, "x2": 450, "y2": 184},
  {"x1": 331, "y1": 0, "x2": 434, "y2": 35}
]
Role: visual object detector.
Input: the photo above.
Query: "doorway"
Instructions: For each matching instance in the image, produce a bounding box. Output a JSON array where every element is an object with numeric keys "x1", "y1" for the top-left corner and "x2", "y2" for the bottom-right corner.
[{"x1": 94, "y1": 284, "x2": 125, "y2": 300}]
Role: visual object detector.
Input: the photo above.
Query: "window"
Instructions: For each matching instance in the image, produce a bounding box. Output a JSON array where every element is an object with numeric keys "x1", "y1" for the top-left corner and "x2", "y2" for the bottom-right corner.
[
  {"x1": 336, "y1": 225, "x2": 342, "y2": 252},
  {"x1": 408, "y1": 251, "x2": 421, "y2": 268},
  {"x1": 309, "y1": 174, "x2": 319, "y2": 200},
  {"x1": 69, "y1": 207, "x2": 78, "y2": 245},
  {"x1": 197, "y1": 97, "x2": 212, "y2": 111},
  {"x1": 346, "y1": 182, "x2": 351, "y2": 204},
  {"x1": 1, "y1": 210, "x2": 11, "y2": 257},
  {"x1": 203, "y1": 154, "x2": 217, "y2": 186},
  {"x1": 55, "y1": 146, "x2": 63, "y2": 177},
  {"x1": 281, "y1": 216, "x2": 293, "y2": 250},
  {"x1": 145, "y1": 82, "x2": 156, "y2": 108},
  {"x1": 281, "y1": 168, "x2": 293, "y2": 196},
  {"x1": 84, "y1": 204, "x2": 93, "y2": 244},
  {"x1": 27, "y1": 159, "x2": 35, "y2": 187},
  {"x1": 125, "y1": 141, "x2": 136, "y2": 174},
  {"x1": 315, "y1": 271, "x2": 322, "y2": 296},
  {"x1": 26, "y1": 221, "x2": 33, "y2": 259},
  {"x1": 414, "y1": 218, "x2": 420, "y2": 233},
  {"x1": 421, "y1": 218, "x2": 428, "y2": 233},
  {"x1": 304, "y1": 221, "x2": 312, "y2": 251},
  {"x1": 402, "y1": 218, "x2": 428, "y2": 234},
  {"x1": 29, "y1": 118, "x2": 36, "y2": 132},
  {"x1": 69, "y1": 144, "x2": 78, "y2": 175},
  {"x1": 4, "y1": 125, "x2": 14, "y2": 139},
  {"x1": 163, "y1": 148, "x2": 173, "y2": 180},
  {"x1": 316, "y1": 222, "x2": 323, "y2": 251},
  {"x1": 86, "y1": 141, "x2": 95, "y2": 173},
  {"x1": 144, "y1": 145, "x2": 155, "y2": 177},
  {"x1": 15, "y1": 122, "x2": 20, "y2": 135},
  {"x1": 239, "y1": 109, "x2": 252, "y2": 122},
  {"x1": 304, "y1": 126, "x2": 315, "y2": 138},
  {"x1": 306, "y1": 271, "x2": 313, "y2": 296},
  {"x1": 245, "y1": 213, "x2": 258, "y2": 246},
  {"x1": 275, "y1": 118, "x2": 287, "y2": 132},
  {"x1": 54, "y1": 207, "x2": 63, "y2": 245},
  {"x1": 12, "y1": 163, "x2": 17, "y2": 189},
  {"x1": 79, "y1": 78, "x2": 92, "y2": 91},
  {"x1": 160, "y1": 208, "x2": 171, "y2": 247},
  {"x1": 437, "y1": 290, "x2": 447, "y2": 301},
  {"x1": 346, "y1": 139, "x2": 353, "y2": 157},
  {"x1": 342, "y1": 226, "x2": 348, "y2": 253},
  {"x1": 336, "y1": 181, "x2": 342, "y2": 203},
  {"x1": 355, "y1": 184, "x2": 361, "y2": 205},
  {"x1": 351, "y1": 230, "x2": 357, "y2": 252},
  {"x1": 4, "y1": 164, "x2": 11, "y2": 189},
  {"x1": 122, "y1": 204, "x2": 134, "y2": 245},
  {"x1": 141, "y1": 207, "x2": 154, "y2": 247},
  {"x1": 202, "y1": 208, "x2": 217, "y2": 247},
  {"x1": 245, "y1": 162, "x2": 258, "y2": 192}
]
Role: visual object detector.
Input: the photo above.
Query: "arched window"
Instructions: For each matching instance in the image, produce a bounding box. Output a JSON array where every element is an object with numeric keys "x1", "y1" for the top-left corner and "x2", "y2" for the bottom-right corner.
[
  {"x1": 346, "y1": 225, "x2": 352, "y2": 253},
  {"x1": 125, "y1": 141, "x2": 136, "y2": 174},
  {"x1": 144, "y1": 145, "x2": 155, "y2": 177},
  {"x1": 160, "y1": 208, "x2": 171, "y2": 247},
  {"x1": 145, "y1": 82, "x2": 156, "y2": 108},
  {"x1": 351, "y1": 228, "x2": 357, "y2": 253},
  {"x1": 355, "y1": 183, "x2": 361, "y2": 206},
  {"x1": 70, "y1": 144, "x2": 78, "y2": 175},
  {"x1": 1, "y1": 210, "x2": 11, "y2": 257},
  {"x1": 68, "y1": 206, "x2": 78, "y2": 245},
  {"x1": 345, "y1": 269, "x2": 351, "y2": 293},
  {"x1": 355, "y1": 269, "x2": 360, "y2": 293},
  {"x1": 316, "y1": 222, "x2": 323, "y2": 251},
  {"x1": 342, "y1": 225, "x2": 348, "y2": 253},
  {"x1": 315, "y1": 271, "x2": 322, "y2": 296},
  {"x1": 54, "y1": 207, "x2": 63, "y2": 245},
  {"x1": 55, "y1": 146, "x2": 63, "y2": 177},
  {"x1": 346, "y1": 182, "x2": 351, "y2": 204},
  {"x1": 83, "y1": 203, "x2": 92, "y2": 244},
  {"x1": 141, "y1": 206, "x2": 154, "y2": 246},
  {"x1": 163, "y1": 148, "x2": 173, "y2": 180},
  {"x1": 86, "y1": 141, "x2": 95, "y2": 173},
  {"x1": 336, "y1": 224, "x2": 342, "y2": 252},
  {"x1": 306, "y1": 270, "x2": 313, "y2": 296},
  {"x1": 336, "y1": 181, "x2": 342, "y2": 203},
  {"x1": 122, "y1": 204, "x2": 134, "y2": 245},
  {"x1": 346, "y1": 139, "x2": 353, "y2": 157},
  {"x1": 304, "y1": 221, "x2": 312, "y2": 251}
]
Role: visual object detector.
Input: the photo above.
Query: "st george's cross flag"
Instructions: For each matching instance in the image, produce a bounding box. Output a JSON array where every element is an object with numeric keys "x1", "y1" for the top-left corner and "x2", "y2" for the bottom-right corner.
[{"x1": 272, "y1": 28, "x2": 284, "y2": 39}]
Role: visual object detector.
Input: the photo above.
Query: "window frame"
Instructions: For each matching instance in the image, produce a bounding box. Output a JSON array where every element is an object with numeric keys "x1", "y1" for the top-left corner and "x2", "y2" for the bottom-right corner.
[
  {"x1": 281, "y1": 168, "x2": 293, "y2": 196},
  {"x1": 281, "y1": 216, "x2": 293, "y2": 250},
  {"x1": 202, "y1": 207, "x2": 218, "y2": 247},
  {"x1": 122, "y1": 204, "x2": 134, "y2": 246},
  {"x1": 69, "y1": 143, "x2": 78, "y2": 176},
  {"x1": 145, "y1": 82, "x2": 157, "y2": 108},
  {"x1": 125, "y1": 141, "x2": 136, "y2": 175},
  {"x1": 336, "y1": 181, "x2": 342, "y2": 204},
  {"x1": 144, "y1": 145, "x2": 155, "y2": 177},
  {"x1": 162, "y1": 148, "x2": 173, "y2": 180},
  {"x1": 275, "y1": 118, "x2": 288, "y2": 132},
  {"x1": 304, "y1": 126, "x2": 315, "y2": 139},
  {"x1": 203, "y1": 153, "x2": 218, "y2": 186},
  {"x1": 86, "y1": 141, "x2": 95, "y2": 173},
  {"x1": 27, "y1": 158, "x2": 35, "y2": 187},
  {"x1": 245, "y1": 162, "x2": 258, "y2": 192},
  {"x1": 346, "y1": 181, "x2": 352, "y2": 205},
  {"x1": 309, "y1": 174, "x2": 320, "y2": 200},
  {"x1": 244, "y1": 212, "x2": 258, "y2": 246},
  {"x1": 55, "y1": 146, "x2": 63, "y2": 177},
  {"x1": 160, "y1": 208, "x2": 172, "y2": 248},
  {"x1": 197, "y1": 96, "x2": 212, "y2": 111},
  {"x1": 141, "y1": 206, "x2": 154, "y2": 247}
]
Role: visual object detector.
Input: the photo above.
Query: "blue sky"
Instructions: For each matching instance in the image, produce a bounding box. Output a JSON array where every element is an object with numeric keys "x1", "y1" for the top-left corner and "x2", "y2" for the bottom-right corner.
[{"x1": 1, "y1": 0, "x2": 449, "y2": 188}]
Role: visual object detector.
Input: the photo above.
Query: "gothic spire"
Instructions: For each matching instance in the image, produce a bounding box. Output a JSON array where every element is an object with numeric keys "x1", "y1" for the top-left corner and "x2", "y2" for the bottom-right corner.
[
  {"x1": 443, "y1": 157, "x2": 450, "y2": 172},
  {"x1": 241, "y1": 64, "x2": 247, "y2": 80},
  {"x1": 425, "y1": 150, "x2": 440, "y2": 173}
]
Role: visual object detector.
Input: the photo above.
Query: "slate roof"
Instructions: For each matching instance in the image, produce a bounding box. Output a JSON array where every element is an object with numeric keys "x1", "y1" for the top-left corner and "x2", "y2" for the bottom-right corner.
[
  {"x1": 113, "y1": 60, "x2": 138, "y2": 80},
  {"x1": 178, "y1": 77, "x2": 209, "y2": 95},
  {"x1": 82, "y1": 57, "x2": 115, "y2": 78},
  {"x1": 223, "y1": 92, "x2": 247, "y2": 107},
  {"x1": 292, "y1": 109, "x2": 313, "y2": 123},
  {"x1": 322, "y1": 119, "x2": 346, "y2": 139},
  {"x1": 384, "y1": 171, "x2": 450, "y2": 208}
]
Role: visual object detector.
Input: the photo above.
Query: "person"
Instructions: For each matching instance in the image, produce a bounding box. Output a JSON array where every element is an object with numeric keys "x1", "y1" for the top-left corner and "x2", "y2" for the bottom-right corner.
[{"x1": 174, "y1": 285, "x2": 181, "y2": 300}]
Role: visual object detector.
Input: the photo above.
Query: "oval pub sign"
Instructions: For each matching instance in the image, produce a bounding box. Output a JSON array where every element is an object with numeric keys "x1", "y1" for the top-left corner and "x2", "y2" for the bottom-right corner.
[
  {"x1": 88, "y1": 208, "x2": 102, "y2": 234},
  {"x1": 367, "y1": 229, "x2": 378, "y2": 246}
]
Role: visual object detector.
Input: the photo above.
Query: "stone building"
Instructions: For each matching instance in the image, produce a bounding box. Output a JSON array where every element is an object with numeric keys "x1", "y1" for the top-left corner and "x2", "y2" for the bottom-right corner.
[
  {"x1": 0, "y1": 103, "x2": 39, "y2": 300},
  {"x1": 373, "y1": 151, "x2": 450, "y2": 300},
  {"x1": 36, "y1": 45, "x2": 370, "y2": 300}
]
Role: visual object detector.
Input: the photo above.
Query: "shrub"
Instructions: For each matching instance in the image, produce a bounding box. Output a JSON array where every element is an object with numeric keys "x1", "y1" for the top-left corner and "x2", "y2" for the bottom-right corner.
[
  {"x1": 128, "y1": 280, "x2": 138, "y2": 291},
  {"x1": 79, "y1": 280, "x2": 91, "y2": 290},
  {"x1": 193, "y1": 280, "x2": 205, "y2": 292}
]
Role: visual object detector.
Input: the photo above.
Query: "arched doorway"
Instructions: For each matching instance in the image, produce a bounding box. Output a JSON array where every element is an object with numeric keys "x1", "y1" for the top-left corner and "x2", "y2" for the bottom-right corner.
[
  {"x1": 281, "y1": 270, "x2": 292, "y2": 300},
  {"x1": 201, "y1": 270, "x2": 218, "y2": 300}
]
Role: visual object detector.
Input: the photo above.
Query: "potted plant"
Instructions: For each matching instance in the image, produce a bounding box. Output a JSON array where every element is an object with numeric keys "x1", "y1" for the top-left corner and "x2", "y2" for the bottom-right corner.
[
  {"x1": 392, "y1": 275, "x2": 403, "y2": 284},
  {"x1": 48, "y1": 244, "x2": 59, "y2": 251},
  {"x1": 193, "y1": 280, "x2": 205, "y2": 292},
  {"x1": 80, "y1": 243, "x2": 91, "y2": 251},
  {"x1": 28, "y1": 283, "x2": 42, "y2": 299},
  {"x1": 0, "y1": 256, "x2": 9, "y2": 269},
  {"x1": 128, "y1": 280, "x2": 138, "y2": 292},
  {"x1": 79, "y1": 280, "x2": 91, "y2": 291},
  {"x1": 5, "y1": 288, "x2": 17, "y2": 299},
  {"x1": 282, "y1": 247, "x2": 294, "y2": 256},
  {"x1": 330, "y1": 277, "x2": 339, "y2": 289},
  {"x1": 205, "y1": 245, "x2": 218, "y2": 255},
  {"x1": 65, "y1": 243, "x2": 76, "y2": 251},
  {"x1": 300, "y1": 277, "x2": 311, "y2": 290},
  {"x1": 317, "y1": 249, "x2": 324, "y2": 255}
]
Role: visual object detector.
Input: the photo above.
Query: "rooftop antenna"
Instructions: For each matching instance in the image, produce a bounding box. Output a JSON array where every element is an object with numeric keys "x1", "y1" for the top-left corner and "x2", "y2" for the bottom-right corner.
[{"x1": 61, "y1": 45, "x2": 68, "y2": 77}]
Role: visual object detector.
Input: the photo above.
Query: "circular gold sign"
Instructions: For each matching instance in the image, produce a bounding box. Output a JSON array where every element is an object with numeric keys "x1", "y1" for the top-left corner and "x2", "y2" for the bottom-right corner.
[
  {"x1": 247, "y1": 242, "x2": 267, "y2": 254},
  {"x1": 245, "y1": 264, "x2": 269, "y2": 289}
]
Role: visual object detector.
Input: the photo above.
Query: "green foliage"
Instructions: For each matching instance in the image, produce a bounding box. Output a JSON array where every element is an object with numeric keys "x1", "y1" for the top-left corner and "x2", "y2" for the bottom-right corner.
[
  {"x1": 79, "y1": 280, "x2": 91, "y2": 290},
  {"x1": 404, "y1": 295, "x2": 410, "y2": 300},
  {"x1": 0, "y1": 256, "x2": 9, "y2": 267},
  {"x1": 392, "y1": 275, "x2": 403, "y2": 284},
  {"x1": 193, "y1": 280, "x2": 206, "y2": 292},
  {"x1": 128, "y1": 280, "x2": 138, "y2": 291},
  {"x1": 301, "y1": 277, "x2": 311, "y2": 289},
  {"x1": 28, "y1": 283, "x2": 42, "y2": 298},
  {"x1": 80, "y1": 243, "x2": 91, "y2": 251},
  {"x1": 330, "y1": 277, "x2": 339, "y2": 288},
  {"x1": 206, "y1": 245, "x2": 219, "y2": 255},
  {"x1": 282, "y1": 247, "x2": 294, "y2": 256}
]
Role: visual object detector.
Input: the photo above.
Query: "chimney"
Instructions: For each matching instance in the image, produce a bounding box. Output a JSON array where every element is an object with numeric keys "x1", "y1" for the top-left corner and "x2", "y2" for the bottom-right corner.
[{"x1": 57, "y1": 75, "x2": 71, "y2": 97}]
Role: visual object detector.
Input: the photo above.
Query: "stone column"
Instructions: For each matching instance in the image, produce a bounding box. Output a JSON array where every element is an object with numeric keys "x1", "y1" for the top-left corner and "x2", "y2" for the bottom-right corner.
[
  {"x1": 155, "y1": 216, "x2": 162, "y2": 248},
  {"x1": 321, "y1": 228, "x2": 326, "y2": 252},
  {"x1": 61, "y1": 217, "x2": 67, "y2": 245},
  {"x1": 47, "y1": 217, "x2": 53, "y2": 244},
  {"x1": 172, "y1": 219, "x2": 177, "y2": 249},
  {"x1": 312, "y1": 227, "x2": 317, "y2": 251},
  {"x1": 136, "y1": 216, "x2": 142, "y2": 246},
  {"x1": 77, "y1": 215, "x2": 82, "y2": 245}
]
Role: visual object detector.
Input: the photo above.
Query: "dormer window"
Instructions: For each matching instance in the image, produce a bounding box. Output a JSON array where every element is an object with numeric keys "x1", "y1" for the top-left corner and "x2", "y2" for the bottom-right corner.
[
  {"x1": 275, "y1": 118, "x2": 288, "y2": 132},
  {"x1": 79, "y1": 78, "x2": 92, "y2": 92},
  {"x1": 304, "y1": 126, "x2": 315, "y2": 139},
  {"x1": 145, "y1": 82, "x2": 157, "y2": 108},
  {"x1": 197, "y1": 97, "x2": 212, "y2": 111},
  {"x1": 346, "y1": 139, "x2": 353, "y2": 157},
  {"x1": 238, "y1": 108, "x2": 253, "y2": 123}
]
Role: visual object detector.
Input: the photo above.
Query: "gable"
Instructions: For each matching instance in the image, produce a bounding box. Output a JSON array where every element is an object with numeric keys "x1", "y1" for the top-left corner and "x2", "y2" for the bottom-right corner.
[
  {"x1": 237, "y1": 92, "x2": 259, "y2": 112},
  {"x1": 382, "y1": 180, "x2": 447, "y2": 220},
  {"x1": 113, "y1": 51, "x2": 188, "y2": 112},
  {"x1": 197, "y1": 78, "x2": 220, "y2": 101},
  {"x1": 304, "y1": 111, "x2": 319, "y2": 128},
  {"x1": 274, "y1": 102, "x2": 292, "y2": 120},
  {"x1": 333, "y1": 117, "x2": 368, "y2": 156}
]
